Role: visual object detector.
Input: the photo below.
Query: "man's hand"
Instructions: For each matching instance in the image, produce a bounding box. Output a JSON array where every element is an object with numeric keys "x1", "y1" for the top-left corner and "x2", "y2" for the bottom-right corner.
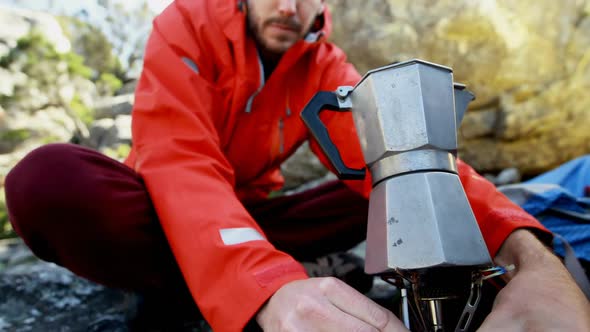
[
  {"x1": 256, "y1": 277, "x2": 408, "y2": 331},
  {"x1": 479, "y1": 229, "x2": 590, "y2": 331}
]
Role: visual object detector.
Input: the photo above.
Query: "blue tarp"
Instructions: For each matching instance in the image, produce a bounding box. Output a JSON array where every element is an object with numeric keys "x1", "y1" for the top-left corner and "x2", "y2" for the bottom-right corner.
[
  {"x1": 527, "y1": 155, "x2": 590, "y2": 197},
  {"x1": 499, "y1": 155, "x2": 590, "y2": 262}
]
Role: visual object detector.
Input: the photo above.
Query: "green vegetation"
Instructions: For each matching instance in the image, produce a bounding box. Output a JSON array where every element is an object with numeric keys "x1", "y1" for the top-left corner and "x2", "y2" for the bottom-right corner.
[
  {"x1": 62, "y1": 52, "x2": 93, "y2": 79},
  {"x1": 0, "y1": 27, "x2": 129, "y2": 132},
  {"x1": 0, "y1": 12, "x2": 146, "y2": 240},
  {"x1": 69, "y1": 94, "x2": 93, "y2": 126},
  {"x1": 1, "y1": 31, "x2": 91, "y2": 79},
  {"x1": 0, "y1": 30, "x2": 97, "y2": 118},
  {"x1": 57, "y1": 16, "x2": 125, "y2": 81},
  {"x1": 97, "y1": 72, "x2": 123, "y2": 95},
  {"x1": 103, "y1": 143, "x2": 131, "y2": 160},
  {"x1": 41, "y1": 135, "x2": 63, "y2": 144},
  {"x1": 0, "y1": 193, "x2": 14, "y2": 240},
  {"x1": 0, "y1": 25, "x2": 124, "y2": 102},
  {"x1": 0, "y1": 129, "x2": 32, "y2": 143}
]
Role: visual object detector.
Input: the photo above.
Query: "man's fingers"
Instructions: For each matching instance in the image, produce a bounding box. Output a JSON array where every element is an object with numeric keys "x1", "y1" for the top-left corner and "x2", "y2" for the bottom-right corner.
[
  {"x1": 381, "y1": 311, "x2": 410, "y2": 332},
  {"x1": 303, "y1": 297, "x2": 381, "y2": 332},
  {"x1": 256, "y1": 278, "x2": 409, "y2": 332},
  {"x1": 318, "y1": 277, "x2": 409, "y2": 331}
]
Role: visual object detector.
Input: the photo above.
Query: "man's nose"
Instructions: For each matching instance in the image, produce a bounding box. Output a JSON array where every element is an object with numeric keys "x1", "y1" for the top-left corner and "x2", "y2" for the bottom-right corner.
[{"x1": 278, "y1": 0, "x2": 297, "y2": 16}]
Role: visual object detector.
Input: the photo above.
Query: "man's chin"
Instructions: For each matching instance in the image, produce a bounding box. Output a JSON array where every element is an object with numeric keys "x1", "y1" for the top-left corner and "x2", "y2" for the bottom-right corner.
[{"x1": 260, "y1": 39, "x2": 296, "y2": 56}]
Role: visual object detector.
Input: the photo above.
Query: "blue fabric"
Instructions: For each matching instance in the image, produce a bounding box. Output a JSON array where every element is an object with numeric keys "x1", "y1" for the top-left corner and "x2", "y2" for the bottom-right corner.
[
  {"x1": 541, "y1": 212, "x2": 590, "y2": 261},
  {"x1": 526, "y1": 155, "x2": 590, "y2": 197},
  {"x1": 514, "y1": 156, "x2": 590, "y2": 261},
  {"x1": 518, "y1": 186, "x2": 585, "y2": 216}
]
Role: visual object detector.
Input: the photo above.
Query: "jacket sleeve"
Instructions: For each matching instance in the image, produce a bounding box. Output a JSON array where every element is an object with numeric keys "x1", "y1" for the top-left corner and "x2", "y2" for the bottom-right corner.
[
  {"x1": 306, "y1": 44, "x2": 549, "y2": 257},
  {"x1": 456, "y1": 159, "x2": 550, "y2": 256},
  {"x1": 131, "y1": 18, "x2": 307, "y2": 332}
]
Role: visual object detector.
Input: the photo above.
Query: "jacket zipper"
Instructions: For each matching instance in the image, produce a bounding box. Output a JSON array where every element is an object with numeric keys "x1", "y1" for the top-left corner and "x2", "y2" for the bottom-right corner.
[
  {"x1": 245, "y1": 52, "x2": 265, "y2": 113},
  {"x1": 279, "y1": 92, "x2": 293, "y2": 155},
  {"x1": 279, "y1": 93, "x2": 293, "y2": 156},
  {"x1": 278, "y1": 117, "x2": 284, "y2": 154}
]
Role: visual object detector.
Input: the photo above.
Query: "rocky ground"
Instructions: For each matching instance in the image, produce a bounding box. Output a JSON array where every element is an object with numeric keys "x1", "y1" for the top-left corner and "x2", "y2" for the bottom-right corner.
[
  {"x1": 0, "y1": 236, "x2": 397, "y2": 332},
  {"x1": 0, "y1": 238, "x2": 137, "y2": 331}
]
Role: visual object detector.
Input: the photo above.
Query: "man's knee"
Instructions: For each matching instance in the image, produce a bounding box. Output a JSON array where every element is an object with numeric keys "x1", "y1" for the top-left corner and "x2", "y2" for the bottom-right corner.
[
  {"x1": 5, "y1": 143, "x2": 89, "y2": 209},
  {"x1": 4, "y1": 144, "x2": 98, "y2": 255},
  {"x1": 3, "y1": 144, "x2": 168, "y2": 288}
]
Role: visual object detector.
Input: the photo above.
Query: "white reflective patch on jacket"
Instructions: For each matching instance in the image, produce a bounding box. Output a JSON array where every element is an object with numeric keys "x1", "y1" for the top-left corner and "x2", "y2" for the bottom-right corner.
[
  {"x1": 182, "y1": 57, "x2": 199, "y2": 74},
  {"x1": 219, "y1": 227, "x2": 266, "y2": 245}
]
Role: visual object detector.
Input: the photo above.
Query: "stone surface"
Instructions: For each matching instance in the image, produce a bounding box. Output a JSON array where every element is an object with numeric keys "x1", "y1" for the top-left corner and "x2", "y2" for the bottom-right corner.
[
  {"x1": 0, "y1": 7, "x2": 95, "y2": 184},
  {"x1": 0, "y1": 238, "x2": 214, "y2": 332},
  {"x1": 94, "y1": 94, "x2": 134, "y2": 119},
  {"x1": 0, "y1": 268, "x2": 132, "y2": 332},
  {"x1": 0, "y1": 67, "x2": 26, "y2": 97},
  {"x1": 0, "y1": 239, "x2": 133, "y2": 332},
  {"x1": 88, "y1": 118, "x2": 117, "y2": 150},
  {"x1": 0, "y1": 5, "x2": 71, "y2": 53},
  {"x1": 0, "y1": 6, "x2": 132, "y2": 179},
  {"x1": 328, "y1": 0, "x2": 590, "y2": 175},
  {"x1": 280, "y1": 141, "x2": 331, "y2": 190}
]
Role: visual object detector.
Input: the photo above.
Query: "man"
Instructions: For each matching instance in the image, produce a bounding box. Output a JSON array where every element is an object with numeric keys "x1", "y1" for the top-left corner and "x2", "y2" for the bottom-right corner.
[{"x1": 5, "y1": 0, "x2": 590, "y2": 331}]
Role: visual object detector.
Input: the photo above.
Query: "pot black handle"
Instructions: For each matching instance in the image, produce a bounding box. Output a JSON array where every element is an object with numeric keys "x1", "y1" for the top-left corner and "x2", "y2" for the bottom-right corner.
[{"x1": 300, "y1": 91, "x2": 366, "y2": 180}]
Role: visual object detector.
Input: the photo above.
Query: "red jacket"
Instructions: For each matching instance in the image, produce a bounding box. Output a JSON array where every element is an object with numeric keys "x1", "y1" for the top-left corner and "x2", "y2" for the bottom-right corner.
[{"x1": 125, "y1": 0, "x2": 546, "y2": 330}]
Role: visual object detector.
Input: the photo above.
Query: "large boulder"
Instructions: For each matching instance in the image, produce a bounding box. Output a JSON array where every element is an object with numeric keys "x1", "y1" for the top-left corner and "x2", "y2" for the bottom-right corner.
[{"x1": 328, "y1": 0, "x2": 590, "y2": 175}]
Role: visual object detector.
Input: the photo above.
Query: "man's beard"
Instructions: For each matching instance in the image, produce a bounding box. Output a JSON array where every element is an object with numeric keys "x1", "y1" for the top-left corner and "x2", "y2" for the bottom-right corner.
[{"x1": 247, "y1": 11, "x2": 306, "y2": 55}]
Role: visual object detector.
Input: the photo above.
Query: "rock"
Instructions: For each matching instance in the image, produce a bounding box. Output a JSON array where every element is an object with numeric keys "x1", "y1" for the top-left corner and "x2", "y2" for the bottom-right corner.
[
  {"x1": 114, "y1": 115, "x2": 132, "y2": 143},
  {"x1": 0, "y1": 42, "x2": 9, "y2": 59},
  {"x1": 0, "y1": 5, "x2": 71, "y2": 53},
  {"x1": 328, "y1": 0, "x2": 590, "y2": 176},
  {"x1": 0, "y1": 67, "x2": 27, "y2": 97},
  {"x1": 116, "y1": 80, "x2": 138, "y2": 96},
  {"x1": 0, "y1": 6, "x2": 99, "y2": 182},
  {"x1": 0, "y1": 105, "x2": 77, "y2": 153},
  {"x1": 88, "y1": 118, "x2": 117, "y2": 150},
  {"x1": 0, "y1": 266, "x2": 134, "y2": 332},
  {"x1": 280, "y1": 142, "x2": 330, "y2": 190},
  {"x1": 484, "y1": 167, "x2": 522, "y2": 186},
  {"x1": 461, "y1": 74, "x2": 590, "y2": 174},
  {"x1": 94, "y1": 94, "x2": 134, "y2": 119},
  {"x1": 284, "y1": 172, "x2": 337, "y2": 195},
  {"x1": 0, "y1": 239, "x2": 213, "y2": 332},
  {"x1": 458, "y1": 107, "x2": 498, "y2": 140},
  {"x1": 0, "y1": 239, "x2": 134, "y2": 332},
  {"x1": 88, "y1": 115, "x2": 132, "y2": 151}
]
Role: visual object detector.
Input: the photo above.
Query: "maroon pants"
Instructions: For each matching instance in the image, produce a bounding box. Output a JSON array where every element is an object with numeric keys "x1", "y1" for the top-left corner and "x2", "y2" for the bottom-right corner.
[{"x1": 5, "y1": 143, "x2": 368, "y2": 295}]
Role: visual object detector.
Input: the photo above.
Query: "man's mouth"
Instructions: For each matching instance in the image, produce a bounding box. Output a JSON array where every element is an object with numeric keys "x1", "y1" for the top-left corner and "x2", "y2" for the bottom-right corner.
[{"x1": 266, "y1": 18, "x2": 301, "y2": 33}]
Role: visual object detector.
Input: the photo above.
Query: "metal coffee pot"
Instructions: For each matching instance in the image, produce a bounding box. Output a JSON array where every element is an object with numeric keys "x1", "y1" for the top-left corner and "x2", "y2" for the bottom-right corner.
[{"x1": 301, "y1": 59, "x2": 497, "y2": 331}]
